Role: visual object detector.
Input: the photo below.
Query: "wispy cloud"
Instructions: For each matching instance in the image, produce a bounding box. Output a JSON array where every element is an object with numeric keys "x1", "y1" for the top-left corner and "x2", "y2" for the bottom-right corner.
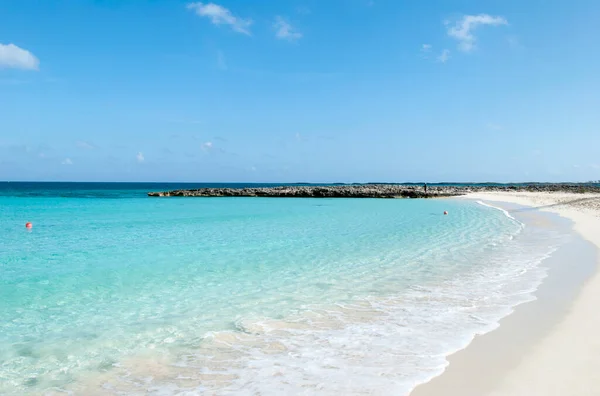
[
  {"x1": 295, "y1": 132, "x2": 310, "y2": 142},
  {"x1": 486, "y1": 123, "x2": 503, "y2": 131},
  {"x1": 437, "y1": 49, "x2": 450, "y2": 63},
  {"x1": 76, "y1": 140, "x2": 96, "y2": 150},
  {"x1": 164, "y1": 118, "x2": 203, "y2": 125},
  {"x1": 507, "y1": 35, "x2": 523, "y2": 50},
  {"x1": 61, "y1": 158, "x2": 73, "y2": 165},
  {"x1": 217, "y1": 50, "x2": 227, "y2": 70},
  {"x1": 136, "y1": 152, "x2": 145, "y2": 163},
  {"x1": 0, "y1": 78, "x2": 30, "y2": 85},
  {"x1": 420, "y1": 44, "x2": 433, "y2": 60},
  {"x1": 201, "y1": 141, "x2": 213, "y2": 151},
  {"x1": 187, "y1": 2, "x2": 252, "y2": 35},
  {"x1": 274, "y1": 16, "x2": 302, "y2": 41},
  {"x1": 447, "y1": 14, "x2": 508, "y2": 52},
  {"x1": 296, "y1": 6, "x2": 311, "y2": 15},
  {"x1": 0, "y1": 43, "x2": 39, "y2": 70}
]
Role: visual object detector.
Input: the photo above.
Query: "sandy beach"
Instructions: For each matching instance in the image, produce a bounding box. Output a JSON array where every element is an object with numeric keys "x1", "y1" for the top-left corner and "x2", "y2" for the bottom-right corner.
[{"x1": 413, "y1": 191, "x2": 600, "y2": 396}]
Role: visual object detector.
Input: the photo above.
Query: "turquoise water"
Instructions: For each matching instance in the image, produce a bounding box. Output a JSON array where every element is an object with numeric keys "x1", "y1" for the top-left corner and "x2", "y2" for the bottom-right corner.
[{"x1": 0, "y1": 187, "x2": 568, "y2": 395}]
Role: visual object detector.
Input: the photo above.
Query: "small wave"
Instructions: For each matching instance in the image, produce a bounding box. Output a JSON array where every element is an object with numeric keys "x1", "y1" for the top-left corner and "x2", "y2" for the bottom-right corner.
[
  {"x1": 476, "y1": 200, "x2": 525, "y2": 228},
  {"x1": 86, "y1": 241, "x2": 563, "y2": 395}
]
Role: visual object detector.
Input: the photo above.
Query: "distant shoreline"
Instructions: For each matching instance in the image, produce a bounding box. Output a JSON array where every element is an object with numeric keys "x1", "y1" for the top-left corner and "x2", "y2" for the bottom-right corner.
[{"x1": 2, "y1": 181, "x2": 599, "y2": 186}]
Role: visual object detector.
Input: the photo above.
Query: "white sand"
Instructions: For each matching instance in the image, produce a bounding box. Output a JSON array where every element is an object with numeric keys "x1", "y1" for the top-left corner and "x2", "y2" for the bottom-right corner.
[{"x1": 413, "y1": 191, "x2": 600, "y2": 395}]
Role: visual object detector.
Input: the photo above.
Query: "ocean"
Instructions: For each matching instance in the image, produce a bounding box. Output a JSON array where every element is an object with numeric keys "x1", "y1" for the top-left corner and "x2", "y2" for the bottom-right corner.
[{"x1": 0, "y1": 183, "x2": 568, "y2": 395}]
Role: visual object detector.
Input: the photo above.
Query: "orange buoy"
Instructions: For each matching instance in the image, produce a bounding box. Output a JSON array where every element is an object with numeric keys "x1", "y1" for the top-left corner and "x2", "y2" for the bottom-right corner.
[
  {"x1": 25, "y1": 222, "x2": 32, "y2": 229},
  {"x1": 443, "y1": 211, "x2": 448, "y2": 215}
]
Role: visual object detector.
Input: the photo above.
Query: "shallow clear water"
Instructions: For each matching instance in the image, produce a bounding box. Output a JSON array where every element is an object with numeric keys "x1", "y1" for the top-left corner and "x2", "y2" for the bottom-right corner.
[{"x1": 0, "y1": 186, "x2": 568, "y2": 395}]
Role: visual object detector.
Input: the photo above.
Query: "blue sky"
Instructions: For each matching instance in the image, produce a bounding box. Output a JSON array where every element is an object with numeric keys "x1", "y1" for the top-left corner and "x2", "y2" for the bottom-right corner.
[{"x1": 1, "y1": 0, "x2": 599, "y2": 182}]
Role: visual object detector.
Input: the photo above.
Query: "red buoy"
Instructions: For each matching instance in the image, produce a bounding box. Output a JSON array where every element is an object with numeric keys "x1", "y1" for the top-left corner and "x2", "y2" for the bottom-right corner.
[
  {"x1": 443, "y1": 211, "x2": 448, "y2": 215},
  {"x1": 25, "y1": 222, "x2": 32, "y2": 229}
]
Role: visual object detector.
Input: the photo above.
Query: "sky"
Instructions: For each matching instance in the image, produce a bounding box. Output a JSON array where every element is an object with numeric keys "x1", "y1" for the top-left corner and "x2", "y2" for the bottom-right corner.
[{"x1": 1, "y1": 0, "x2": 599, "y2": 183}]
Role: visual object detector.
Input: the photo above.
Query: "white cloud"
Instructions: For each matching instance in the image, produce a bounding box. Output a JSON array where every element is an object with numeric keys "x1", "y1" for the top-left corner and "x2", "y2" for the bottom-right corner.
[
  {"x1": 136, "y1": 152, "x2": 145, "y2": 162},
  {"x1": 0, "y1": 43, "x2": 39, "y2": 70},
  {"x1": 76, "y1": 140, "x2": 96, "y2": 149},
  {"x1": 421, "y1": 44, "x2": 432, "y2": 52},
  {"x1": 187, "y1": 2, "x2": 252, "y2": 35},
  {"x1": 437, "y1": 49, "x2": 451, "y2": 63},
  {"x1": 447, "y1": 14, "x2": 508, "y2": 52},
  {"x1": 61, "y1": 158, "x2": 73, "y2": 165},
  {"x1": 202, "y1": 141, "x2": 213, "y2": 151},
  {"x1": 274, "y1": 16, "x2": 302, "y2": 41}
]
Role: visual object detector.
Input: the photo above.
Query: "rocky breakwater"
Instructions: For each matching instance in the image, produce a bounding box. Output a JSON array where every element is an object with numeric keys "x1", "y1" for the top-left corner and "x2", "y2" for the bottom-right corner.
[
  {"x1": 148, "y1": 183, "x2": 600, "y2": 199},
  {"x1": 148, "y1": 185, "x2": 463, "y2": 198}
]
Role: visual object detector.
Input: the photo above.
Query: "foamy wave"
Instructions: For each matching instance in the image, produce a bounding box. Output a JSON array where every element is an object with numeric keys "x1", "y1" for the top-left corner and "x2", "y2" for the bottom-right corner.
[
  {"x1": 476, "y1": 200, "x2": 525, "y2": 228},
  {"x1": 72, "y1": 229, "x2": 567, "y2": 395}
]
